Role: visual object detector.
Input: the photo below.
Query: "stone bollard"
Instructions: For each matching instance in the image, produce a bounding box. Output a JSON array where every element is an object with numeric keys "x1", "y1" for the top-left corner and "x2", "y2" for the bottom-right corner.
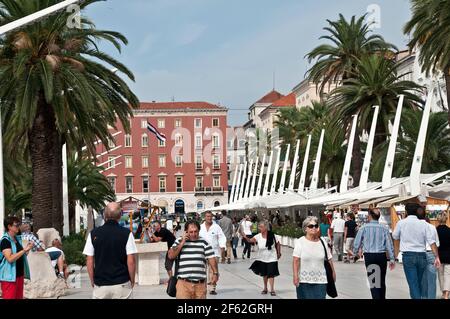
[{"x1": 24, "y1": 251, "x2": 67, "y2": 299}]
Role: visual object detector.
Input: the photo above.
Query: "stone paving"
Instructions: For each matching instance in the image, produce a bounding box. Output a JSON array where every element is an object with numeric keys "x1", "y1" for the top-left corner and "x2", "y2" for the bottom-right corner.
[{"x1": 60, "y1": 244, "x2": 415, "y2": 299}]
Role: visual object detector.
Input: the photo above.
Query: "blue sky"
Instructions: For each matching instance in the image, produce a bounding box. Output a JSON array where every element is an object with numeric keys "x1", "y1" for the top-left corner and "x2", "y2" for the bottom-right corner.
[{"x1": 86, "y1": 0, "x2": 413, "y2": 126}]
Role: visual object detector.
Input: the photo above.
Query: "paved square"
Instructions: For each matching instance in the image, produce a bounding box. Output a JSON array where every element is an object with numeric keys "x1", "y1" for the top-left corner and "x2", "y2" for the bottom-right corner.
[{"x1": 61, "y1": 245, "x2": 413, "y2": 299}]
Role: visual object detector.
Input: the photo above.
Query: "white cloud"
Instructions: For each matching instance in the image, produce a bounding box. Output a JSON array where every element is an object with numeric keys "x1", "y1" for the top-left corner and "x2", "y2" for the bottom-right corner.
[
  {"x1": 176, "y1": 23, "x2": 207, "y2": 46},
  {"x1": 137, "y1": 33, "x2": 159, "y2": 55}
]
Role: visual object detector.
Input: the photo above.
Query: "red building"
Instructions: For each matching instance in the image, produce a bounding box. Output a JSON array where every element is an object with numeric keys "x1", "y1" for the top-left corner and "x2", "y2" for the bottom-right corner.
[{"x1": 96, "y1": 102, "x2": 229, "y2": 214}]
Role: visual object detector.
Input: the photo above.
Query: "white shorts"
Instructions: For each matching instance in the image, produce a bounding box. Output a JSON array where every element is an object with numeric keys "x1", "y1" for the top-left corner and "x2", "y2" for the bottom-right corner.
[{"x1": 345, "y1": 238, "x2": 355, "y2": 252}]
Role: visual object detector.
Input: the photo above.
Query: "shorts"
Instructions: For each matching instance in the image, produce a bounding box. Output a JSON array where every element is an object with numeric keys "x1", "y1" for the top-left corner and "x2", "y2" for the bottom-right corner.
[
  {"x1": 345, "y1": 238, "x2": 355, "y2": 252},
  {"x1": 48, "y1": 251, "x2": 62, "y2": 261},
  {"x1": 165, "y1": 251, "x2": 174, "y2": 271}
]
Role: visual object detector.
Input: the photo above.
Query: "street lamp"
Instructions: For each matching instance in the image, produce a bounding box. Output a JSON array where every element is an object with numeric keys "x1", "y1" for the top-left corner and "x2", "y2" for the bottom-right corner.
[{"x1": 0, "y1": 0, "x2": 83, "y2": 234}]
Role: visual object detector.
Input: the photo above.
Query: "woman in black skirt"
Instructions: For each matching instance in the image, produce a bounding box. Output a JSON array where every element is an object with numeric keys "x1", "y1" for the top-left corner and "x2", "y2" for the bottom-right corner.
[{"x1": 244, "y1": 220, "x2": 281, "y2": 296}]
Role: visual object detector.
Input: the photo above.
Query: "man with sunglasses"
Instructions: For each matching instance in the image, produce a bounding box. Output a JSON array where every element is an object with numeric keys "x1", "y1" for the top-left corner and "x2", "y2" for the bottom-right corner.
[{"x1": 353, "y1": 209, "x2": 395, "y2": 299}]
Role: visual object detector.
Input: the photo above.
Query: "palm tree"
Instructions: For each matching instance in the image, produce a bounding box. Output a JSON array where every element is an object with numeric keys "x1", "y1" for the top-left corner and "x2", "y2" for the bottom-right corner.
[
  {"x1": 276, "y1": 101, "x2": 329, "y2": 146},
  {"x1": 306, "y1": 14, "x2": 396, "y2": 186},
  {"x1": 276, "y1": 102, "x2": 339, "y2": 188},
  {"x1": 394, "y1": 110, "x2": 450, "y2": 176},
  {"x1": 67, "y1": 153, "x2": 115, "y2": 234},
  {"x1": 404, "y1": 0, "x2": 450, "y2": 125},
  {"x1": 330, "y1": 54, "x2": 423, "y2": 146},
  {"x1": 0, "y1": 0, "x2": 139, "y2": 233},
  {"x1": 306, "y1": 14, "x2": 396, "y2": 94}
]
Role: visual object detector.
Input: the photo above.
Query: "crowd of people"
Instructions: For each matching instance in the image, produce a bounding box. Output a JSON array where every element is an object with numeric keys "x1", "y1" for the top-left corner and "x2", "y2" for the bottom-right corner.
[{"x1": 2, "y1": 198, "x2": 449, "y2": 300}]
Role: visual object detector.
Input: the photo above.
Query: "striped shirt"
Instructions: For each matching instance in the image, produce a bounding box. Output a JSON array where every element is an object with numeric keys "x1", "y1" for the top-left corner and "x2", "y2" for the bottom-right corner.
[
  {"x1": 353, "y1": 221, "x2": 395, "y2": 261},
  {"x1": 171, "y1": 237, "x2": 214, "y2": 281}
]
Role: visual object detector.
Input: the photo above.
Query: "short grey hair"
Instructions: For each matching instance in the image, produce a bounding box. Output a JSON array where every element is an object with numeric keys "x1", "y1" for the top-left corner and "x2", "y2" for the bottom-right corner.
[
  {"x1": 104, "y1": 202, "x2": 122, "y2": 221},
  {"x1": 302, "y1": 216, "x2": 319, "y2": 232},
  {"x1": 258, "y1": 220, "x2": 270, "y2": 230}
]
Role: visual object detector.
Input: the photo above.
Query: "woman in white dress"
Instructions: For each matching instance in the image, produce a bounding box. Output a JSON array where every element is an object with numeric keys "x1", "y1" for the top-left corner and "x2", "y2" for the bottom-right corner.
[{"x1": 244, "y1": 220, "x2": 281, "y2": 296}]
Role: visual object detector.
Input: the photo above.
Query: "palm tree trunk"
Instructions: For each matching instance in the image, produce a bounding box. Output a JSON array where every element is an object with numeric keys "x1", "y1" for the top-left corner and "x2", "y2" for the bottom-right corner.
[
  {"x1": 69, "y1": 200, "x2": 76, "y2": 234},
  {"x1": 28, "y1": 95, "x2": 63, "y2": 234},
  {"x1": 445, "y1": 71, "x2": 450, "y2": 127},
  {"x1": 351, "y1": 127, "x2": 363, "y2": 188}
]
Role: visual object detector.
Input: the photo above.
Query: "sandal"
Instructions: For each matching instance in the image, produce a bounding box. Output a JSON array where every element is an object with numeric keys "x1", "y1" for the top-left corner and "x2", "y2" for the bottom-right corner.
[
  {"x1": 261, "y1": 290, "x2": 268, "y2": 295},
  {"x1": 270, "y1": 291, "x2": 276, "y2": 296}
]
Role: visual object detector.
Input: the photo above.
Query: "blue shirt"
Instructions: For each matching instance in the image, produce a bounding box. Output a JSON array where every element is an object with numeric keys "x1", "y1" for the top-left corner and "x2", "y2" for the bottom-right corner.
[{"x1": 353, "y1": 221, "x2": 395, "y2": 261}]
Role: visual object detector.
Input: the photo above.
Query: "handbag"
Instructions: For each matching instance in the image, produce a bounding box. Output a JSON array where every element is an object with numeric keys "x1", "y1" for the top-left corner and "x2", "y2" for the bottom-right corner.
[
  {"x1": 319, "y1": 238, "x2": 338, "y2": 298},
  {"x1": 166, "y1": 254, "x2": 180, "y2": 297}
]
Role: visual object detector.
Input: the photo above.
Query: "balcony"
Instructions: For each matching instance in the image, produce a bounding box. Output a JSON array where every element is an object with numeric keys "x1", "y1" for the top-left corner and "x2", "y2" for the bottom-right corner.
[{"x1": 194, "y1": 186, "x2": 224, "y2": 196}]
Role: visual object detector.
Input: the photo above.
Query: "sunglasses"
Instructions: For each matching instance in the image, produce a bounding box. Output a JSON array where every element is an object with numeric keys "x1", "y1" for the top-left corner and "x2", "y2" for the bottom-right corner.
[{"x1": 307, "y1": 224, "x2": 319, "y2": 229}]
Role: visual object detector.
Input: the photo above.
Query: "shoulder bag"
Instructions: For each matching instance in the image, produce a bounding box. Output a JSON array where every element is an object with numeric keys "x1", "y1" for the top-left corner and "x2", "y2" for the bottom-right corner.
[
  {"x1": 166, "y1": 253, "x2": 180, "y2": 297},
  {"x1": 319, "y1": 238, "x2": 338, "y2": 298}
]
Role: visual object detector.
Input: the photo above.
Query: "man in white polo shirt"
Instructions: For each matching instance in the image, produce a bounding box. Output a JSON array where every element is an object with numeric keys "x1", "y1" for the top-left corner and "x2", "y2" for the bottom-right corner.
[
  {"x1": 199, "y1": 211, "x2": 226, "y2": 295},
  {"x1": 393, "y1": 202, "x2": 441, "y2": 299},
  {"x1": 330, "y1": 212, "x2": 346, "y2": 261}
]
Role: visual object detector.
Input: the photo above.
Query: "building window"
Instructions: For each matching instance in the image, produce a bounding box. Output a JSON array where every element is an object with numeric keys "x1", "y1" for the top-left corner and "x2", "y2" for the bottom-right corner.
[
  {"x1": 107, "y1": 177, "x2": 116, "y2": 192},
  {"x1": 176, "y1": 176, "x2": 183, "y2": 192},
  {"x1": 142, "y1": 156, "x2": 149, "y2": 168},
  {"x1": 213, "y1": 155, "x2": 220, "y2": 169},
  {"x1": 214, "y1": 201, "x2": 220, "y2": 207},
  {"x1": 125, "y1": 176, "x2": 133, "y2": 193},
  {"x1": 158, "y1": 139, "x2": 166, "y2": 147},
  {"x1": 108, "y1": 137, "x2": 116, "y2": 149},
  {"x1": 142, "y1": 176, "x2": 149, "y2": 193},
  {"x1": 158, "y1": 119, "x2": 165, "y2": 128},
  {"x1": 227, "y1": 156, "x2": 231, "y2": 164},
  {"x1": 239, "y1": 155, "x2": 245, "y2": 164},
  {"x1": 141, "y1": 120, "x2": 147, "y2": 128},
  {"x1": 125, "y1": 134, "x2": 132, "y2": 147},
  {"x1": 227, "y1": 140, "x2": 233, "y2": 149},
  {"x1": 213, "y1": 176, "x2": 221, "y2": 188},
  {"x1": 175, "y1": 155, "x2": 182, "y2": 168},
  {"x1": 125, "y1": 156, "x2": 133, "y2": 168},
  {"x1": 159, "y1": 155, "x2": 166, "y2": 168},
  {"x1": 238, "y1": 140, "x2": 246, "y2": 149},
  {"x1": 141, "y1": 134, "x2": 148, "y2": 147},
  {"x1": 212, "y1": 134, "x2": 220, "y2": 149},
  {"x1": 195, "y1": 118, "x2": 202, "y2": 128},
  {"x1": 159, "y1": 177, "x2": 166, "y2": 192},
  {"x1": 195, "y1": 135, "x2": 202, "y2": 149},
  {"x1": 197, "y1": 201, "x2": 204, "y2": 210},
  {"x1": 196, "y1": 176, "x2": 203, "y2": 189},
  {"x1": 108, "y1": 156, "x2": 116, "y2": 168},
  {"x1": 175, "y1": 119, "x2": 182, "y2": 127},
  {"x1": 195, "y1": 155, "x2": 202, "y2": 169},
  {"x1": 212, "y1": 118, "x2": 219, "y2": 127},
  {"x1": 175, "y1": 134, "x2": 183, "y2": 147}
]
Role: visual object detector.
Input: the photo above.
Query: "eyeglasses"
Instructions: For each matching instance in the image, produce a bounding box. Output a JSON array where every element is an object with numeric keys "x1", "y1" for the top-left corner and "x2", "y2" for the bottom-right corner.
[
  {"x1": 307, "y1": 224, "x2": 319, "y2": 229},
  {"x1": 12, "y1": 223, "x2": 21, "y2": 227}
]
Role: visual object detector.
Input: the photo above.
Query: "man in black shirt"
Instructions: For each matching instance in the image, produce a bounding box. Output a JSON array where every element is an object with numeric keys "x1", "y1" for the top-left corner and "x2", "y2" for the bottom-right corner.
[
  {"x1": 150, "y1": 220, "x2": 176, "y2": 278},
  {"x1": 82, "y1": 202, "x2": 137, "y2": 299},
  {"x1": 344, "y1": 213, "x2": 358, "y2": 263}
]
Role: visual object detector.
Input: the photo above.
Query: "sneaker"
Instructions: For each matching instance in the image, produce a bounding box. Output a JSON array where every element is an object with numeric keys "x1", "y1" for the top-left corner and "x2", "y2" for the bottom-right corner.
[
  {"x1": 57, "y1": 273, "x2": 65, "y2": 279},
  {"x1": 210, "y1": 290, "x2": 217, "y2": 295},
  {"x1": 227, "y1": 259, "x2": 231, "y2": 264}
]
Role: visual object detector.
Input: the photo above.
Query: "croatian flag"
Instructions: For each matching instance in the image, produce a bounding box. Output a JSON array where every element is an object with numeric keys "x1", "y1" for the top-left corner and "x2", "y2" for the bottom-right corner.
[{"x1": 147, "y1": 121, "x2": 166, "y2": 142}]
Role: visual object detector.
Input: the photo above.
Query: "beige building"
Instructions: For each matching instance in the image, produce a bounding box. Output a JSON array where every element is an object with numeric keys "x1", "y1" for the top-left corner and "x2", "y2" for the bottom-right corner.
[
  {"x1": 396, "y1": 48, "x2": 448, "y2": 112},
  {"x1": 292, "y1": 79, "x2": 337, "y2": 109},
  {"x1": 243, "y1": 90, "x2": 284, "y2": 130},
  {"x1": 259, "y1": 92, "x2": 296, "y2": 133}
]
